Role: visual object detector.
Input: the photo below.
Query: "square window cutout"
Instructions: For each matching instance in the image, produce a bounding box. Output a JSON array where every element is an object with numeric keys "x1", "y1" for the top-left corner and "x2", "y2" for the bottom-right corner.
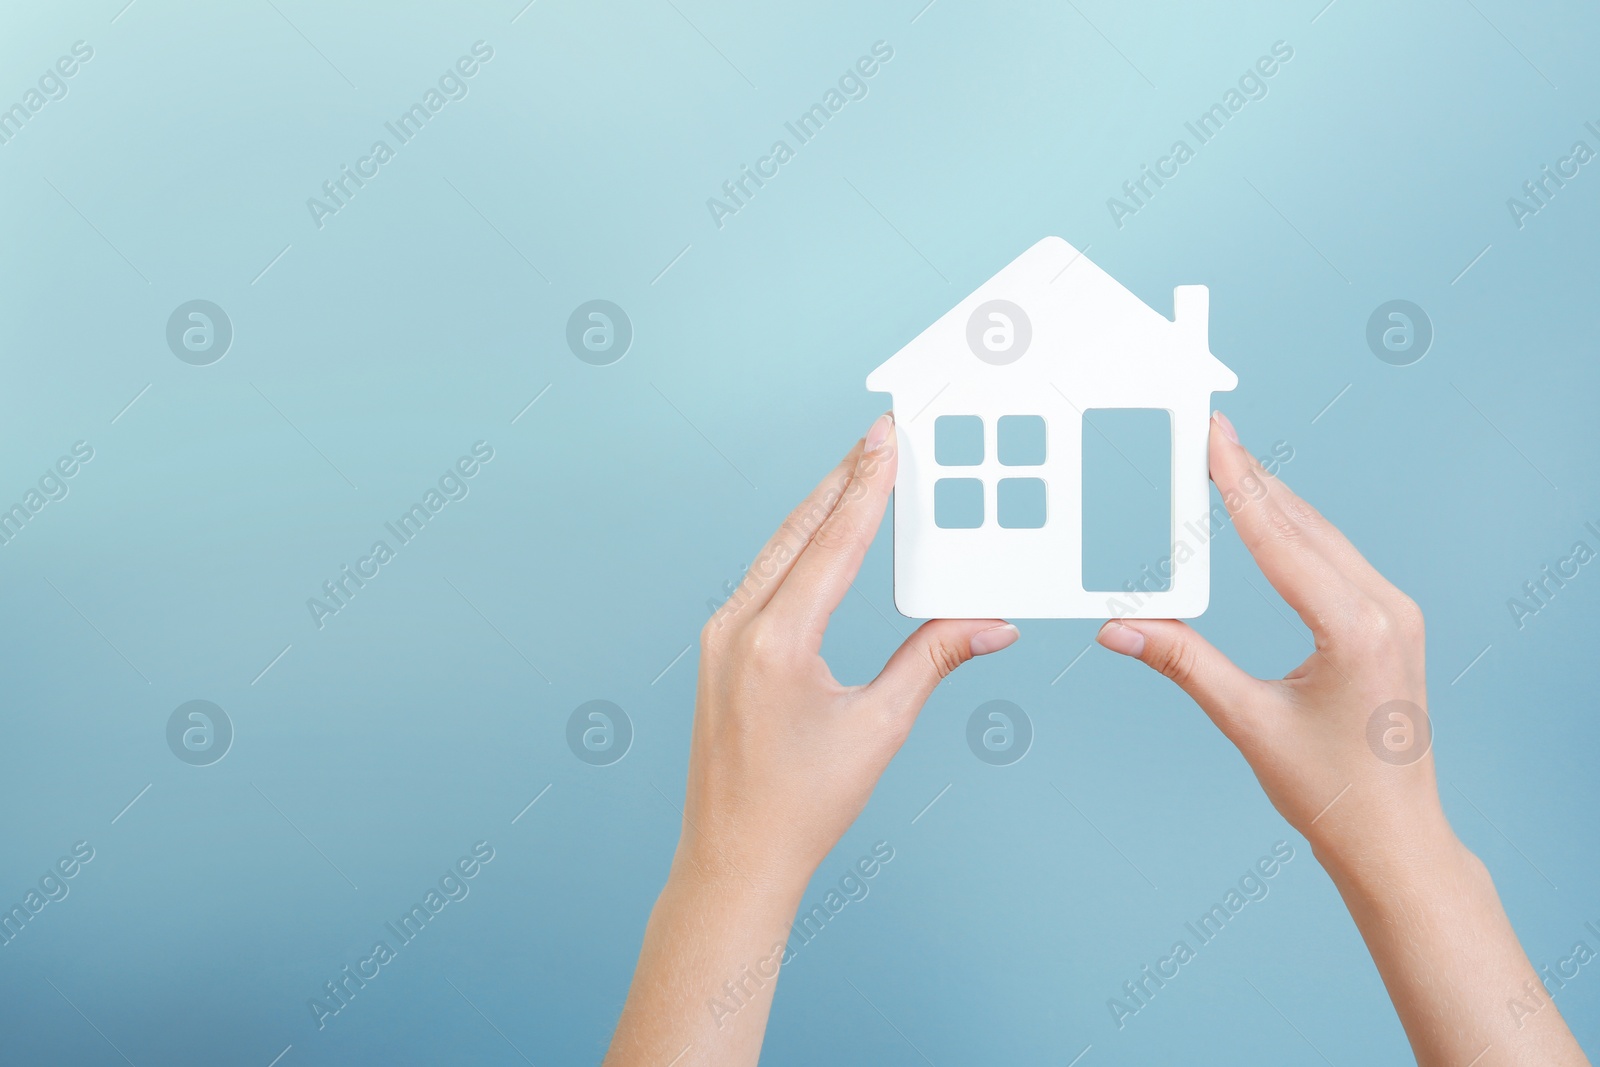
[
  {"x1": 997, "y1": 478, "x2": 1046, "y2": 529},
  {"x1": 935, "y1": 478, "x2": 984, "y2": 529},
  {"x1": 998, "y1": 415, "x2": 1046, "y2": 466},
  {"x1": 934, "y1": 415, "x2": 983, "y2": 466}
]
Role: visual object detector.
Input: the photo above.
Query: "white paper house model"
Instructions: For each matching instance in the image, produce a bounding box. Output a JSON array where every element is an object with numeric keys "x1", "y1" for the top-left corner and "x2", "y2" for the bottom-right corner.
[{"x1": 865, "y1": 237, "x2": 1237, "y2": 620}]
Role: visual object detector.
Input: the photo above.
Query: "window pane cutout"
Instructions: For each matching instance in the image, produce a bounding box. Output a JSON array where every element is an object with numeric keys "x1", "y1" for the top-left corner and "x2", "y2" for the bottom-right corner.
[
  {"x1": 998, "y1": 415, "x2": 1046, "y2": 465},
  {"x1": 934, "y1": 478, "x2": 983, "y2": 529},
  {"x1": 997, "y1": 478, "x2": 1046, "y2": 528},
  {"x1": 934, "y1": 415, "x2": 983, "y2": 465}
]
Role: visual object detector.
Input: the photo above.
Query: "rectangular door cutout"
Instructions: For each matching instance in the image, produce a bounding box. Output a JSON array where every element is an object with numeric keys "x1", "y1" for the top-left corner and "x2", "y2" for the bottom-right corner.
[{"x1": 1081, "y1": 409, "x2": 1172, "y2": 595}]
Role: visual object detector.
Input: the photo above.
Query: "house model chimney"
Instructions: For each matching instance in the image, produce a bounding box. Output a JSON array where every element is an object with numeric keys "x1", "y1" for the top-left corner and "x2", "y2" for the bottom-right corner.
[{"x1": 1173, "y1": 285, "x2": 1209, "y2": 344}]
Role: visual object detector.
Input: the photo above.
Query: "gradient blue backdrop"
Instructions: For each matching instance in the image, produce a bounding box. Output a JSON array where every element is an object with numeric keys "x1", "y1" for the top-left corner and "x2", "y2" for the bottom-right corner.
[{"x1": 2, "y1": 1, "x2": 1596, "y2": 1064}]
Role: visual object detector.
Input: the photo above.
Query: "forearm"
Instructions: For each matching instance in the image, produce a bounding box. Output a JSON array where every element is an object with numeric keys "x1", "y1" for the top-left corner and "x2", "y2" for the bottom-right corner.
[
  {"x1": 1316, "y1": 814, "x2": 1587, "y2": 1067},
  {"x1": 603, "y1": 863, "x2": 802, "y2": 1067}
]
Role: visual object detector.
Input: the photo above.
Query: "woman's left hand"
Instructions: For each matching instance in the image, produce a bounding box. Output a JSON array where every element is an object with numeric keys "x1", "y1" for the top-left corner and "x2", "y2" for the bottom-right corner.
[
  {"x1": 605, "y1": 412, "x2": 1018, "y2": 1067},
  {"x1": 677, "y1": 410, "x2": 1018, "y2": 895}
]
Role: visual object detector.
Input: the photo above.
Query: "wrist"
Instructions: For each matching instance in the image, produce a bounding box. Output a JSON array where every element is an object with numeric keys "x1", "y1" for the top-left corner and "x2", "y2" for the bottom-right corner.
[
  {"x1": 1311, "y1": 801, "x2": 1473, "y2": 902},
  {"x1": 665, "y1": 840, "x2": 810, "y2": 922}
]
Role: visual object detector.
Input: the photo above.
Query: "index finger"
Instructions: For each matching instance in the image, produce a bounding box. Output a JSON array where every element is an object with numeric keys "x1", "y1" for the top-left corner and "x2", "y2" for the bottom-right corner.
[
  {"x1": 1210, "y1": 413, "x2": 1364, "y2": 638},
  {"x1": 765, "y1": 413, "x2": 897, "y2": 638},
  {"x1": 709, "y1": 437, "x2": 864, "y2": 630},
  {"x1": 1214, "y1": 420, "x2": 1404, "y2": 607}
]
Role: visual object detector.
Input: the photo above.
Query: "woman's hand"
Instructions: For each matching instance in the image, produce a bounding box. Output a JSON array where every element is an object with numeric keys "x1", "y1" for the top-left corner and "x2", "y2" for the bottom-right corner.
[
  {"x1": 679, "y1": 412, "x2": 1018, "y2": 894},
  {"x1": 1096, "y1": 412, "x2": 1588, "y2": 1067},
  {"x1": 1096, "y1": 411, "x2": 1438, "y2": 861},
  {"x1": 605, "y1": 413, "x2": 1018, "y2": 1067}
]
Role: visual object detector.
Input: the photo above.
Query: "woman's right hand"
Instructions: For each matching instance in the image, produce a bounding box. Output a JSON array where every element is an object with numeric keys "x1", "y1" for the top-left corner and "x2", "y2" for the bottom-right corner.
[
  {"x1": 1095, "y1": 412, "x2": 1441, "y2": 862},
  {"x1": 1094, "y1": 412, "x2": 1588, "y2": 1067}
]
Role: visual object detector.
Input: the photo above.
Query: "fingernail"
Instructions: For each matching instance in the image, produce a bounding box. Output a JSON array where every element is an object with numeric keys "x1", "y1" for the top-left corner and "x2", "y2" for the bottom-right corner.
[
  {"x1": 1212, "y1": 410, "x2": 1239, "y2": 445},
  {"x1": 865, "y1": 412, "x2": 894, "y2": 453},
  {"x1": 970, "y1": 623, "x2": 1019, "y2": 656},
  {"x1": 1096, "y1": 621, "x2": 1145, "y2": 658}
]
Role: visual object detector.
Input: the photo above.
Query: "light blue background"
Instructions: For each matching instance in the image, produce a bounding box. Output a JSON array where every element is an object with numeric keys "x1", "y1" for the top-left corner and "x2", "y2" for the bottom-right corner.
[{"x1": 2, "y1": 1, "x2": 1596, "y2": 1063}]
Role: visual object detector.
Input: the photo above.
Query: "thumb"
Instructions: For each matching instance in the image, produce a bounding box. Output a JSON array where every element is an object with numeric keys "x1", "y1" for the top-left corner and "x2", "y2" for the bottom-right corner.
[
  {"x1": 1096, "y1": 619, "x2": 1268, "y2": 749},
  {"x1": 868, "y1": 619, "x2": 1019, "y2": 719}
]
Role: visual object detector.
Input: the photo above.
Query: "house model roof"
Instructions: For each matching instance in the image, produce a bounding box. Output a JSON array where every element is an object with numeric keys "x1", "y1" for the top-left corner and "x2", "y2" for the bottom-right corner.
[{"x1": 866, "y1": 237, "x2": 1237, "y2": 408}]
